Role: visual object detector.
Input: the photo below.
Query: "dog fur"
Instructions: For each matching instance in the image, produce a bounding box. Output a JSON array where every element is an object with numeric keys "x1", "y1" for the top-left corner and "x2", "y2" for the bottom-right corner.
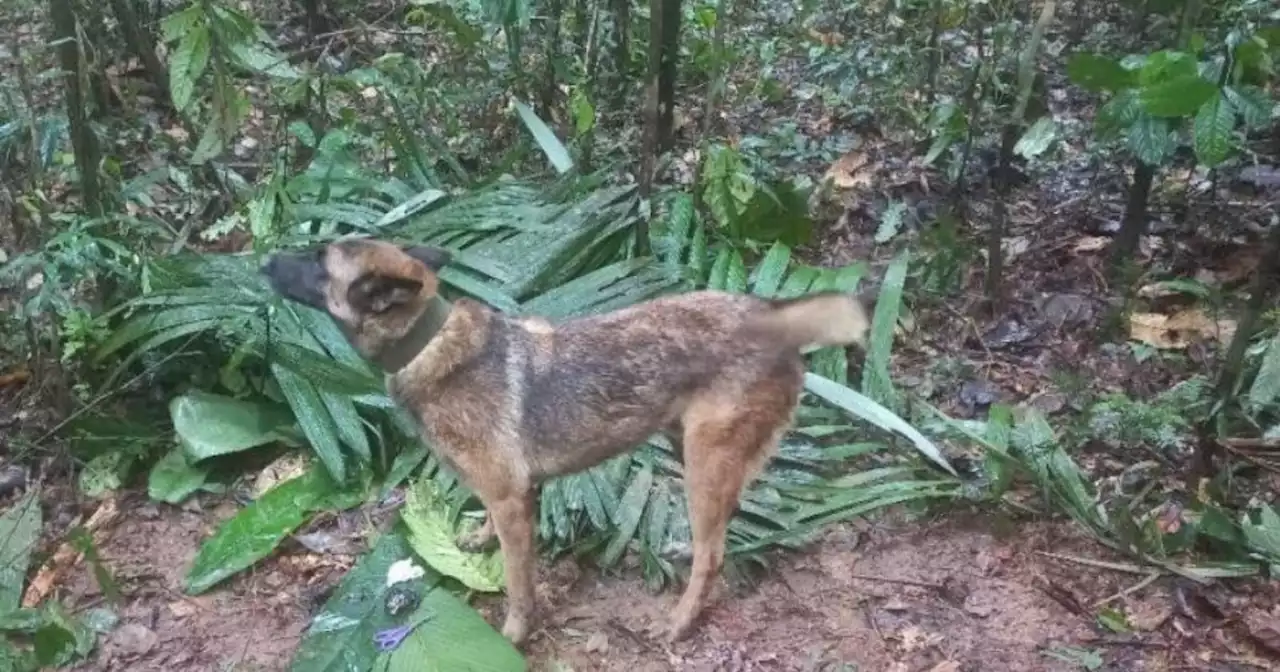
[{"x1": 260, "y1": 237, "x2": 870, "y2": 646}]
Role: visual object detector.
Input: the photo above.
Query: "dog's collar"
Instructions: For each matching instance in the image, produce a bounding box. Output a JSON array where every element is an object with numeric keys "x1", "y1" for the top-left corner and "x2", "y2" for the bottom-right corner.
[{"x1": 374, "y1": 295, "x2": 452, "y2": 373}]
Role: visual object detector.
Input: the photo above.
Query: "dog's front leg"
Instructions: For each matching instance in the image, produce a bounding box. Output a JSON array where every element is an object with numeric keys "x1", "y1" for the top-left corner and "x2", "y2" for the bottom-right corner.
[{"x1": 487, "y1": 490, "x2": 538, "y2": 645}]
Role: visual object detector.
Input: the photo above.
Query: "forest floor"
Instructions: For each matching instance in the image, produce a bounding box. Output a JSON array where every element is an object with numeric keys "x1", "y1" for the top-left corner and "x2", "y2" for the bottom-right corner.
[{"x1": 4, "y1": 3, "x2": 1280, "y2": 671}]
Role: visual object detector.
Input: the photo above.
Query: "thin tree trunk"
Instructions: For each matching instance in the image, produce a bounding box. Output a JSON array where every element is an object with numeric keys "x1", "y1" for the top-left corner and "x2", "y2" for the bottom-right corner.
[
  {"x1": 656, "y1": 0, "x2": 681, "y2": 152},
  {"x1": 50, "y1": 0, "x2": 104, "y2": 217},
  {"x1": 107, "y1": 0, "x2": 171, "y2": 105},
  {"x1": 540, "y1": 0, "x2": 564, "y2": 119},
  {"x1": 690, "y1": 0, "x2": 730, "y2": 218},
  {"x1": 987, "y1": 0, "x2": 1056, "y2": 309},
  {"x1": 1194, "y1": 221, "x2": 1280, "y2": 478},
  {"x1": 1108, "y1": 161, "x2": 1155, "y2": 276},
  {"x1": 638, "y1": 0, "x2": 664, "y2": 256}
]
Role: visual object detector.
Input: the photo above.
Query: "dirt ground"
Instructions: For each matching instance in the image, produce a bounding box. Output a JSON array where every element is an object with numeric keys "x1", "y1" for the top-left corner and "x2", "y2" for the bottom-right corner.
[{"x1": 38, "y1": 488, "x2": 1271, "y2": 672}]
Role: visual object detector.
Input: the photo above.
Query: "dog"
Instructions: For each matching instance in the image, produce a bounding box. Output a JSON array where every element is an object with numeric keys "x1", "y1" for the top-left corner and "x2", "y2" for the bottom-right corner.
[{"x1": 261, "y1": 237, "x2": 869, "y2": 646}]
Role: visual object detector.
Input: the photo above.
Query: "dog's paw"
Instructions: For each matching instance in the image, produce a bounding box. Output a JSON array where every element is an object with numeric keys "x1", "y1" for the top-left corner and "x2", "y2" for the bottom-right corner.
[
  {"x1": 501, "y1": 616, "x2": 530, "y2": 646},
  {"x1": 665, "y1": 614, "x2": 696, "y2": 644}
]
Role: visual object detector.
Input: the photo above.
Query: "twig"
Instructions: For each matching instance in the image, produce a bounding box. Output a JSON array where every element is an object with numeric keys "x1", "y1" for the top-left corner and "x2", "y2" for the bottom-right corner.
[
  {"x1": 1092, "y1": 571, "x2": 1162, "y2": 608},
  {"x1": 1036, "y1": 551, "x2": 1156, "y2": 576},
  {"x1": 847, "y1": 573, "x2": 944, "y2": 591}
]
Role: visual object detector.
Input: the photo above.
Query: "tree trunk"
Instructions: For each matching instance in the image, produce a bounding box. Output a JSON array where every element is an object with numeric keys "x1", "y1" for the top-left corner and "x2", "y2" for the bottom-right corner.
[
  {"x1": 50, "y1": 0, "x2": 104, "y2": 217},
  {"x1": 656, "y1": 0, "x2": 681, "y2": 152},
  {"x1": 541, "y1": 0, "x2": 565, "y2": 119},
  {"x1": 987, "y1": 0, "x2": 1056, "y2": 310},
  {"x1": 108, "y1": 0, "x2": 171, "y2": 105},
  {"x1": 1108, "y1": 160, "x2": 1156, "y2": 276}
]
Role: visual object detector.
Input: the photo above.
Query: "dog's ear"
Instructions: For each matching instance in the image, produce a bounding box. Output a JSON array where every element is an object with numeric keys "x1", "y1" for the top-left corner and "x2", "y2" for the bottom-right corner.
[
  {"x1": 347, "y1": 273, "x2": 423, "y2": 314},
  {"x1": 402, "y1": 246, "x2": 452, "y2": 272}
]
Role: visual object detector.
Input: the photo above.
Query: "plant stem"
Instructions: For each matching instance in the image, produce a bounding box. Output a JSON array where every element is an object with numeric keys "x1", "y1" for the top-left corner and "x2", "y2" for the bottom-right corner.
[
  {"x1": 49, "y1": 0, "x2": 104, "y2": 218},
  {"x1": 1195, "y1": 220, "x2": 1280, "y2": 477},
  {"x1": 1109, "y1": 160, "x2": 1156, "y2": 276}
]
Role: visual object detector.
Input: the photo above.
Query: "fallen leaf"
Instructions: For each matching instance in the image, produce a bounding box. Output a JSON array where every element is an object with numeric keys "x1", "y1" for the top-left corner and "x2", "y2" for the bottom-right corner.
[
  {"x1": 1128, "y1": 310, "x2": 1237, "y2": 350},
  {"x1": 254, "y1": 453, "x2": 310, "y2": 498},
  {"x1": 825, "y1": 150, "x2": 874, "y2": 190},
  {"x1": 898, "y1": 625, "x2": 942, "y2": 652},
  {"x1": 1072, "y1": 236, "x2": 1110, "y2": 253},
  {"x1": 927, "y1": 662, "x2": 962, "y2": 672}
]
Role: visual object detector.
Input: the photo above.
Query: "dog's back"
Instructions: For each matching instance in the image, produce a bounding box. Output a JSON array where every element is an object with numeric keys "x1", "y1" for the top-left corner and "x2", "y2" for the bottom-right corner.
[{"x1": 394, "y1": 289, "x2": 867, "y2": 480}]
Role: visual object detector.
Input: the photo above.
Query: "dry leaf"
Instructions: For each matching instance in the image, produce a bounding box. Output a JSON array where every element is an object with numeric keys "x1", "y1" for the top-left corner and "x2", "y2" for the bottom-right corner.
[
  {"x1": 254, "y1": 453, "x2": 310, "y2": 497},
  {"x1": 1128, "y1": 310, "x2": 1237, "y2": 350},
  {"x1": 927, "y1": 663, "x2": 962, "y2": 672},
  {"x1": 825, "y1": 150, "x2": 874, "y2": 190},
  {"x1": 1072, "y1": 236, "x2": 1109, "y2": 253}
]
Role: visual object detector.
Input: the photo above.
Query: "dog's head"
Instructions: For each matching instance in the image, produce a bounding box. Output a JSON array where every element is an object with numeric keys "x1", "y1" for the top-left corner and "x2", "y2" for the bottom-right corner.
[{"x1": 260, "y1": 238, "x2": 452, "y2": 356}]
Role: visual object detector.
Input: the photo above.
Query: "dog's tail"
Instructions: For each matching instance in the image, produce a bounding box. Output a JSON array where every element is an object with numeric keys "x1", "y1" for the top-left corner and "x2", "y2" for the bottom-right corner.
[{"x1": 748, "y1": 292, "x2": 871, "y2": 350}]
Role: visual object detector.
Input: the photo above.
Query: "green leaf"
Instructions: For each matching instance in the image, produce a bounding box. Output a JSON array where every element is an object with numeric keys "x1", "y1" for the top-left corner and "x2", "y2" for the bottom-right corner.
[
  {"x1": 1242, "y1": 505, "x2": 1280, "y2": 560},
  {"x1": 804, "y1": 373, "x2": 957, "y2": 476},
  {"x1": 1249, "y1": 333, "x2": 1280, "y2": 410},
  {"x1": 1014, "y1": 116, "x2": 1058, "y2": 159},
  {"x1": 184, "y1": 467, "x2": 336, "y2": 594},
  {"x1": 400, "y1": 478, "x2": 504, "y2": 592},
  {"x1": 750, "y1": 242, "x2": 791, "y2": 297},
  {"x1": 513, "y1": 100, "x2": 573, "y2": 174},
  {"x1": 1137, "y1": 50, "x2": 1198, "y2": 87},
  {"x1": 147, "y1": 447, "x2": 210, "y2": 504},
  {"x1": 170, "y1": 391, "x2": 294, "y2": 462},
  {"x1": 227, "y1": 40, "x2": 303, "y2": 79},
  {"x1": 600, "y1": 463, "x2": 653, "y2": 567},
  {"x1": 1140, "y1": 76, "x2": 1218, "y2": 118},
  {"x1": 1127, "y1": 116, "x2": 1174, "y2": 166},
  {"x1": 1223, "y1": 86, "x2": 1272, "y2": 130},
  {"x1": 32, "y1": 621, "x2": 76, "y2": 667},
  {"x1": 290, "y1": 532, "x2": 525, "y2": 672},
  {"x1": 862, "y1": 251, "x2": 907, "y2": 409},
  {"x1": 1095, "y1": 89, "x2": 1142, "y2": 138},
  {"x1": 874, "y1": 201, "x2": 907, "y2": 244},
  {"x1": 1193, "y1": 92, "x2": 1235, "y2": 167},
  {"x1": 169, "y1": 26, "x2": 211, "y2": 112},
  {"x1": 1067, "y1": 53, "x2": 1134, "y2": 93},
  {"x1": 273, "y1": 363, "x2": 347, "y2": 483},
  {"x1": 0, "y1": 492, "x2": 42, "y2": 613}
]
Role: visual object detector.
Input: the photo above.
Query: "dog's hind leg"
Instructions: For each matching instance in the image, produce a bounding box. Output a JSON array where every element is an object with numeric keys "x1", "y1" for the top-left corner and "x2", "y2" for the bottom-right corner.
[{"x1": 666, "y1": 366, "x2": 802, "y2": 642}]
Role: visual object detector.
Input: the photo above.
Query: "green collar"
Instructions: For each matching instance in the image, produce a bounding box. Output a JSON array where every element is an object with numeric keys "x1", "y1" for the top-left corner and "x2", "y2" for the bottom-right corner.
[{"x1": 374, "y1": 295, "x2": 452, "y2": 373}]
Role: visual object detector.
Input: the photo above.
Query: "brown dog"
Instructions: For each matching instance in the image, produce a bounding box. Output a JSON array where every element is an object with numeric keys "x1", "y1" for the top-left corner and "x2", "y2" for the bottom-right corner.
[{"x1": 261, "y1": 237, "x2": 869, "y2": 646}]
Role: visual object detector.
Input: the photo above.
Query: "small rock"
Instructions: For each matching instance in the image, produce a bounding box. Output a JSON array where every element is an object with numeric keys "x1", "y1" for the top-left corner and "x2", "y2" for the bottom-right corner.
[
  {"x1": 1038, "y1": 293, "x2": 1094, "y2": 329},
  {"x1": 963, "y1": 593, "x2": 995, "y2": 618},
  {"x1": 167, "y1": 600, "x2": 196, "y2": 619},
  {"x1": 980, "y1": 318, "x2": 1036, "y2": 350},
  {"x1": 958, "y1": 379, "x2": 999, "y2": 415},
  {"x1": 1026, "y1": 392, "x2": 1066, "y2": 415},
  {"x1": 584, "y1": 631, "x2": 609, "y2": 654},
  {"x1": 111, "y1": 623, "x2": 158, "y2": 656},
  {"x1": 882, "y1": 597, "x2": 910, "y2": 612}
]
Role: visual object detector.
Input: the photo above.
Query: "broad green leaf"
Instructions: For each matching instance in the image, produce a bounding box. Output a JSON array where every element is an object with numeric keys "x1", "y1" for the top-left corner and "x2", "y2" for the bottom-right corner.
[
  {"x1": 1095, "y1": 90, "x2": 1142, "y2": 138},
  {"x1": 1066, "y1": 53, "x2": 1134, "y2": 93},
  {"x1": 1193, "y1": 92, "x2": 1235, "y2": 167},
  {"x1": 862, "y1": 251, "x2": 907, "y2": 409},
  {"x1": 805, "y1": 373, "x2": 957, "y2": 476},
  {"x1": 1242, "y1": 505, "x2": 1280, "y2": 560},
  {"x1": 184, "y1": 467, "x2": 337, "y2": 594},
  {"x1": 707, "y1": 247, "x2": 733, "y2": 290},
  {"x1": 169, "y1": 26, "x2": 211, "y2": 112},
  {"x1": 401, "y1": 479, "x2": 504, "y2": 592},
  {"x1": 1137, "y1": 50, "x2": 1198, "y2": 87},
  {"x1": 0, "y1": 492, "x2": 41, "y2": 613},
  {"x1": 1127, "y1": 116, "x2": 1174, "y2": 166},
  {"x1": 159, "y1": 5, "x2": 203, "y2": 42},
  {"x1": 227, "y1": 40, "x2": 303, "y2": 79},
  {"x1": 1014, "y1": 116, "x2": 1058, "y2": 159},
  {"x1": 1224, "y1": 86, "x2": 1272, "y2": 130},
  {"x1": 1249, "y1": 333, "x2": 1280, "y2": 410},
  {"x1": 169, "y1": 391, "x2": 294, "y2": 462},
  {"x1": 384, "y1": 585, "x2": 526, "y2": 672},
  {"x1": 513, "y1": 100, "x2": 573, "y2": 174},
  {"x1": 1140, "y1": 77, "x2": 1218, "y2": 118},
  {"x1": 147, "y1": 447, "x2": 209, "y2": 504},
  {"x1": 290, "y1": 533, "x2": 419, "y2": 672},
  {"x1": 724, "y1": 248, "x2": 748, "y2": 293}
]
